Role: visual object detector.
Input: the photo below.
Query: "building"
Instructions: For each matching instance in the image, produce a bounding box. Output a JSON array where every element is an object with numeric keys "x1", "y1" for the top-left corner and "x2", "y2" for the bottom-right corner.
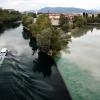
[
  {"x1": 48, "y1": 13, "x2": 74, "y2": 26},
  {"x1": 48, "y1": 13, "x2": 60, "y2": 26}
]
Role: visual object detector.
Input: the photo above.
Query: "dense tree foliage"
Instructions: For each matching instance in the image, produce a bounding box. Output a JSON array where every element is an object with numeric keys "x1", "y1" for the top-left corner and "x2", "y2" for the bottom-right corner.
[
  {"x1": 59, "y1": 14, "x2": 69, "y2": 26},
  {"x1": 26, "y1": 12, "x2": 37, "y2": 18},
  {"x1": 22, "y1": 12, "x2": 100, "y2": 55},
  {"x1": 59, "y1": 14, "x2": 69, "y2": 32},
  {"x1": 22, "y1": 14, "x2": 71, "y2": 55},
  {"x1": 0, "y1": 8, "x2": 21, "y2": 23},
  {"x1": 24, "y1": 14, "x2": 52, "y2": 36},
  {"x1": 83, "y1": 12, "x2": 100, "y2": 23},
  {"x1": 73, "y1": 16, "x2": 87, "y2": 27},
  {"x1": 22, "y1": 15, "x2": 33, "y2": 27},
  {"x1": 0, "y1": 8, "x2": 21, "y2": 29},
  {"x1": 94, "y1": 14, "x2": 100, "y2": 23}
]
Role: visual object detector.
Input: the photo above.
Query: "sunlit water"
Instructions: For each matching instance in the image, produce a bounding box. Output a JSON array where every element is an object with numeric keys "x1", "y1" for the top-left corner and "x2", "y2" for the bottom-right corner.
[{"x1": 56, "y1": 27, "x2": 100, "y2": 100}]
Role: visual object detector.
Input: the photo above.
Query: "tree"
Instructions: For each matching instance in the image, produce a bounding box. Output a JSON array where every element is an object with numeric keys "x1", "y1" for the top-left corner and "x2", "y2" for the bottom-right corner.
[
  {"x1": 36, "y1": 14, "x2": 52, "y2": 29},
  {"x1": 22, "y1": 14, "x2": 71, "y2": 55},
  {"x1": 27, "y1": 12, "x2": 37, "y2": 18},
  {"x1": 86, "y1": 13, "x2": 88, "y2": 19},
  {"x1": 59, "y1": 14, "x2": 69, "y2": 26},
  {"x1": 59, "y1": 14, "x2": 69, "y2": 32},
  {"x1": 73, "y1": 16, "x2": 87, "y2": 27},
  {"x1": 22, "y1": 14, "x2": 52, "y2": 36},
  {"x1": 94, "y1": 14, "x2": 100, "y2": 22},
  {"x1": 83, "y1": 12, "x2": 86, "y2": 17},
  {"x1": 61, "y1": 23, "x2": 69, "y2": 32},
  {"x1": 91, "y1": 14, "x2": 95, "y2": 23},
  {"x1": 97, "y1": 14, "x2": 100, "y2": 18},
  {"x1": 0, "y1": 8, "x2": 21, "y2": 27},
  {"x1": 22, "y1": 15, "x2": 33, "y2": 27}
]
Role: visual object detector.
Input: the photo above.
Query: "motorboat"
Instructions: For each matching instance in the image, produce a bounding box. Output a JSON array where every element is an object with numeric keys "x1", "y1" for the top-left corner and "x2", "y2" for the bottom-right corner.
[
  {"x1": 0, "y1": 48, "x2": 8, "y2": 65},
  {"x1": 1, "y1": 48, "x2": 8, "y2": 53}
]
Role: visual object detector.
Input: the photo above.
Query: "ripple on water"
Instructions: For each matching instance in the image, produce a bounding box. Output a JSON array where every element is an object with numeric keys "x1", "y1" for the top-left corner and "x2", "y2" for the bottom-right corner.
[{"x1": 0, "y1": 53, "x2": 54, "y2": 100}]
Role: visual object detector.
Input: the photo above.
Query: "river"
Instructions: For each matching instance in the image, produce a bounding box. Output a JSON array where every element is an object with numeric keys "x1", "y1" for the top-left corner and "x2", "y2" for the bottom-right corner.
[
  {"x1": 0, "y1": 24, "x2": 100, "y2": 100},
  {"x1": 0, "y1": 24, "x2": 71, "y2": 100},
  {"x1": 56, "y1": 26, "x2": 100, "y2": 100}
]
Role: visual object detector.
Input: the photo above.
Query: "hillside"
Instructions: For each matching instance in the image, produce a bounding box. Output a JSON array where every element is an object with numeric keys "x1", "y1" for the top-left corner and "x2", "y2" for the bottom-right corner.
[{"x1": 37, "y1": 7, "x2": 97, "y2": 13}]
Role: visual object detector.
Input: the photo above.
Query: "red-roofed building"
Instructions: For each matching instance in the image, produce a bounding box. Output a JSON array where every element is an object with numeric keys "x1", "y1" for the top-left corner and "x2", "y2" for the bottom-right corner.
[{"x1": 48, "y1": 13, "x2": 74, "y2": 26}]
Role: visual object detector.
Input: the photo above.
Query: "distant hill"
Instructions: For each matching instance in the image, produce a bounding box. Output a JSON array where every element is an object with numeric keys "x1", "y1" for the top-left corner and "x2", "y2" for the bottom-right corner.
[{"x1": 36, "y1": 7, "x2": 97, "y2": 14}]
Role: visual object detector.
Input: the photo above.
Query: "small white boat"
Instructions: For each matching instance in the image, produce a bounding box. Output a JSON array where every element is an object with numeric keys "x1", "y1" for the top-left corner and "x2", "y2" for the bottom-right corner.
[
  {"x1": 1, "y1": 48, "x2": 8, "y2": 53},
  {"x1": 0, "y1": 48, "x2": 8, "y2": 65}
]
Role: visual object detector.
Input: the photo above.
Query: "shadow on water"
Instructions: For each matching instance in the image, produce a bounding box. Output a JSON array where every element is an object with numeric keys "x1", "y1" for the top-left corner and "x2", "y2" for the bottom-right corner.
[
  {"x1": 33, "y1": 51, "x2": 56, "y2": 77},
  {"x1": 22, "y1": 28, "x2": 56, "y2": 77}
]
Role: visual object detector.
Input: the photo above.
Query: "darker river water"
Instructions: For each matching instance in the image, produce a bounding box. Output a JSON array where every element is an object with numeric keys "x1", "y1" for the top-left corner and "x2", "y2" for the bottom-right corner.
[{"x1": 0, "y1": 24, "x2": 71, "y2": 100}]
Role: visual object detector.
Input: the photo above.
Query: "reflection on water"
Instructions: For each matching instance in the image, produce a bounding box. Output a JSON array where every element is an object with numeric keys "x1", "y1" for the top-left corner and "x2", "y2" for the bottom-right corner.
[
  {"x1": 0, "y1": 24, "x2": 32, "y2": 56},
  {"x1": 22, "y1": 28, "x2": 37, "y2": 54},
  {"x1": 56, "y1": 26, "x2": 100, "y2": 100},
  {"x1": 71, "y1": 26, "x2": 100, "y2": 38},
  {"x1": 0, "y1": 21, "x2": 21, "y2": 33},
  {"x1": 29, "y1": 37, "x2": 37, "y2": 53},
  {"x1": 33, "y1": 51, "x2": 56, "y2": 77}
]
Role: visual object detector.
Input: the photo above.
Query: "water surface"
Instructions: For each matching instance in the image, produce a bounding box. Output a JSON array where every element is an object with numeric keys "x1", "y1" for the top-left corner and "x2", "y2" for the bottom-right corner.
[
  {"x1": 56, "y1": 26, "x2": 100, "y2": 100},
  {"x1": 0, "y1": 24, "x2": 71, "y2": 100}
]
